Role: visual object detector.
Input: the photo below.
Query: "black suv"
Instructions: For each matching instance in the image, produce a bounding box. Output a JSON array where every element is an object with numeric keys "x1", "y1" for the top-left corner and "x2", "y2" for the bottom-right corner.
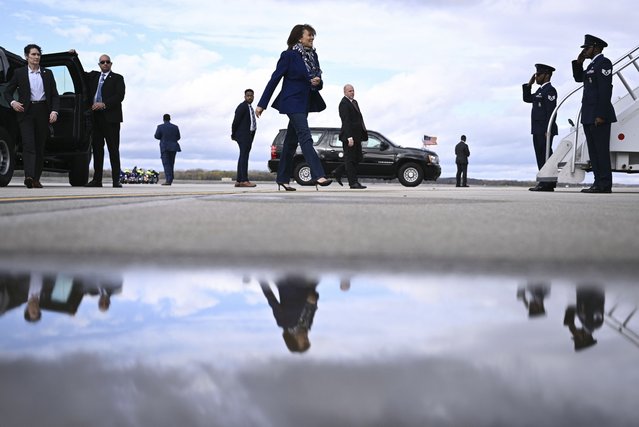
[
  {"x1": 0, "y1": 47, "x2": 92, "y2": 186},
  {"x1": 268, "y1": 128, "x2": 441, "y2": 186}
]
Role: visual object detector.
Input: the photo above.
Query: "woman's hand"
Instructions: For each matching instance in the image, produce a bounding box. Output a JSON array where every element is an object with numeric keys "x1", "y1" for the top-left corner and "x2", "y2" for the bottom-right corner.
[{"x1": 255, "y1": 106, "x2": 264, "y2": 117}]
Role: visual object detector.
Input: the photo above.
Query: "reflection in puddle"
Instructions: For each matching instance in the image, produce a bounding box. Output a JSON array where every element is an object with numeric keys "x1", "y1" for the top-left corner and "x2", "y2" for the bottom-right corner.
[{"x1": 1, "y1": 266, "x2": 638, "y2": 426}]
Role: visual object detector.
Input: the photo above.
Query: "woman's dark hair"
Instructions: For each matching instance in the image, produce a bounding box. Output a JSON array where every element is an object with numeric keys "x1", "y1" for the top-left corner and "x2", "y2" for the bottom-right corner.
[
  {"x1": 24, "y1": 44, "x2": 42, "y2": 56},
  {"x1": 286, "y1": 24, "x2": 316, "y2": 49}
]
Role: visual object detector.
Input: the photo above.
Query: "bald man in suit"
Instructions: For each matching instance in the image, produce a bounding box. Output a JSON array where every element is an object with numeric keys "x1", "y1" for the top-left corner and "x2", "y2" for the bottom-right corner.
[{"x1": 334, "y1": 84, "x2": 368, "y2": 189}]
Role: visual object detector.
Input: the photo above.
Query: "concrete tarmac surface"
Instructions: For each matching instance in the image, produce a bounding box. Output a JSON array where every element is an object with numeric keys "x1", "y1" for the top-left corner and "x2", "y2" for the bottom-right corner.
[{"x1": 0, "y1": 181, "x2": 638, "y2": 280}]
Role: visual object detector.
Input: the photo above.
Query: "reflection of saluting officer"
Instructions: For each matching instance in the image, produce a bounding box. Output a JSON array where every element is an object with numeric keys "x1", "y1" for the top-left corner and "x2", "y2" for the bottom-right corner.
[
  {"x1": 572, "y1": 34, "x2": 617, "y2": 193},
  {"x1": 522, "y1": 63, "x2": 558, "y2": 192},
  {"x1": 516, "y1": 282, "x2": 550, "y2": 317},
  {"x1": 563, "y1": 286, "x2": 605, "y2": 351}
]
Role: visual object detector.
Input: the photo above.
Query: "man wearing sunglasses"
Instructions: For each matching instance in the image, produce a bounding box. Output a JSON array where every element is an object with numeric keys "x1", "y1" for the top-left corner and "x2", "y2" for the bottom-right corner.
[{"x1": 85, "y1": 54, "x2": 126, "y2": 188}]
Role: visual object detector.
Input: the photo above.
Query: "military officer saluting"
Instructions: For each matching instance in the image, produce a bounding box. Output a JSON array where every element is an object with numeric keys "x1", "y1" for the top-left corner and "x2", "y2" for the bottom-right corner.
[
  {"x1": 572, "y1": 34, "x2": 617, "y2": 193},
  {"x1": 522, "y1": 63, "x2": 558, "y2": 191}
]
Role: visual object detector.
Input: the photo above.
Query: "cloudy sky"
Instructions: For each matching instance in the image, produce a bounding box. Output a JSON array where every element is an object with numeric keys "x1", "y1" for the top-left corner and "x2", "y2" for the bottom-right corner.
[{"x1": 2, "y1": 0, "x2": 638, "y2": 182}]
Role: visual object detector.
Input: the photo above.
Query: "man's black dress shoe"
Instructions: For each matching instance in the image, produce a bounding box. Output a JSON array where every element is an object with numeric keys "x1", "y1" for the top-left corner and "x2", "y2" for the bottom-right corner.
[
  {"x1": 350, "y1": 183, "x2": 367, "y2": 189},
  {"x1": 85, "y1": 180, "x2": 102, "y2": 187},
  {"x1": 335, "y1": 175, "x2": 343, "y2": 186},
  {"x1": 161, "y1": 182, "x2": 171, "y2": 186},
  {"x1": 529, "y1": 185, "x2": 553, "y2": 192},
  {"x1": 24, "y1": 177, "x2": 34, "y2": 188},
  {"x1": 581, "y1": 186, "x2": 611, "y2": 193},
  {"x1": 33, "y1": 180, "x2": 43, "y2": 188},
  {"x1": 113, "y1": 183, "x2": 122, "y2": 188}
]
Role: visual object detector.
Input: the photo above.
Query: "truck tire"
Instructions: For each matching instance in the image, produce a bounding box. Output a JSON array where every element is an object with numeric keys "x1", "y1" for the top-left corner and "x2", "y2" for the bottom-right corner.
[
  {"x1": 0, "y1": 127, "x2": 16, "y2": 187},
  {"x1": 293, "y1": 162, "x2": 314, "y2": 186},
  {"x1": 397, "y1": 162, "x2": 424, "y2": 187}
]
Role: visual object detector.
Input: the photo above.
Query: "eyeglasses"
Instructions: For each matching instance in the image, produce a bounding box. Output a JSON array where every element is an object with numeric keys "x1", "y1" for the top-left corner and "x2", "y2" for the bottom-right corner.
[{"x1": 99, "y1": 61, "x2": 111, "y2": 65}]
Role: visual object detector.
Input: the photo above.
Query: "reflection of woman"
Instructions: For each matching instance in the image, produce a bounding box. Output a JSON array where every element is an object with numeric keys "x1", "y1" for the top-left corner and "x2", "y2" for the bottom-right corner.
[
  {"x1": 260, "y1": 277, "x2": 319, "y2": 353},
  {"x1": 255, "y1": 24, "x2": 332, "y2": 191}
]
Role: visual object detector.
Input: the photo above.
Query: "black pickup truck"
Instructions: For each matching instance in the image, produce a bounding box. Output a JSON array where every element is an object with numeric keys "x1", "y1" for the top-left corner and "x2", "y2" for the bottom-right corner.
[
  {"x1": 268, "y1": 127, "x2": 441, "y2": 186},
  {"x1": 0, "y1": 46, "x2": 92, "y2": 186}
]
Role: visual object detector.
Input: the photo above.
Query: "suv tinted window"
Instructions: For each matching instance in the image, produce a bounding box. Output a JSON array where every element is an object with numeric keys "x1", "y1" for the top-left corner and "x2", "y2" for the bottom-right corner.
[
  {"x1": 328, "y1": 133, "x2": 341, "y2": 148},
  {"x1": 363, "y1": 134, "x2": 383, "y2": 149},
  {"x1": 311, "y1": 130, "x2": 324, "y2": 145},
  {"x1": 49, "y1": 65, "x2": 75, "y2": 94}
]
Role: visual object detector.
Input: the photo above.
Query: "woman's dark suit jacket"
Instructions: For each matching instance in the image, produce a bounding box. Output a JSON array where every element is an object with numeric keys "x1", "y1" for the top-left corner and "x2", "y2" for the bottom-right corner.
[{"x1": 258, "y1": 49, "x2": 326, "y2": 114}]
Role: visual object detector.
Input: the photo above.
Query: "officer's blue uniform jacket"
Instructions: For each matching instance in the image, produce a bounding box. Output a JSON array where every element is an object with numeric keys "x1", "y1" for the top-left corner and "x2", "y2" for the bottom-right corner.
[
  {"x1": 522, "y1": 82, "x2": 558, "y2": 135},
  {"x1": 572, "y1": 54, "x2": 617, "y2": 125}
]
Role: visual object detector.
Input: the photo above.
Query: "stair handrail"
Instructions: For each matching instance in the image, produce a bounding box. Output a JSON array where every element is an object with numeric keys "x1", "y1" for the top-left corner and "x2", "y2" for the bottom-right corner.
[{"x1": 544, "y1": 44, "x2": 639, "y2": 170}]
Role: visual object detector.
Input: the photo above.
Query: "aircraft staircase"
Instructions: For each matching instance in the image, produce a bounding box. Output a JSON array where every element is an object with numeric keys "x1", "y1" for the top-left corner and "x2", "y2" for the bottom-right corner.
[
  {"x1": 538, "y1": 45, "x2": 639, "y2": 184},
  {"x1": 605, "y1": 300, "x2": 639, "y2": 349}
]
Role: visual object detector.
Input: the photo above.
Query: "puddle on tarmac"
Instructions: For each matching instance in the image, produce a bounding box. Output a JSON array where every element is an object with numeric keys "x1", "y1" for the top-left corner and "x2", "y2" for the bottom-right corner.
[{"x1": 1, "y1": 265, "x2": 638, "y2": 427}]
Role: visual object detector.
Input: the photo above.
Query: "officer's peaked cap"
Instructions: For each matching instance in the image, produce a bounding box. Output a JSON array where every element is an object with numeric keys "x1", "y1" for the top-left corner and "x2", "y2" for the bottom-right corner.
[
  {"x1": 581, "y1": 34, "x2": 608, "y2": 48},
  {"x1": 535, "y1": 63, "x2": 555, "y2": 74}
]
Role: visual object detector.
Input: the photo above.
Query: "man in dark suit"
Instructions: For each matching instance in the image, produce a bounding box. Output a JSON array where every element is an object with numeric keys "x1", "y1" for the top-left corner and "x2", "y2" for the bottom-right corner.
[
  {"x1": 3, "y1": 44, "x2": 60, "y2": 188},
  {"x1": 231, "y1": 89, "x2": 257, "y2": 188},
  {"x1": 455, "y1": 135, "x2": 470, "y2": 187},
  {"x1": 335, "y1": 84, "x2": 367, "y2": 189},
  {"x1": 572, "y1": 34, "x2": 617, "y2": 194},
  {"x1": 154, "y1": 113, "x2": 181, "y2": 186},
  {"x1": 84, "y1": 54, "x2": 126, "y2": 188},
  {"x1": 523, "y1": 63, "x2": 558, "y2": 192}
]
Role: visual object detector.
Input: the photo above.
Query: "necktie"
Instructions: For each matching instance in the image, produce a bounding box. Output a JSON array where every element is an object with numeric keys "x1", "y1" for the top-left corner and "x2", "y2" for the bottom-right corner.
[
  {"x1": 95, "y1": 74, "x2": 106, "y2": 102},
  {"x1": 249, "y1": 103, "x2": 256, "y2": 131}
]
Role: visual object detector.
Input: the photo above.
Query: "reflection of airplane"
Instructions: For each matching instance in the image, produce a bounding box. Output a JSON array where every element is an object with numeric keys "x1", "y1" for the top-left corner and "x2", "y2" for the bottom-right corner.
[
  {"x1": 516, "y1": 282, "x2": 550, "y2": 317},
  {"x1": 259, "y1": 276, "x2": 319, "y2": 353},
  {"x1": 563, "y1": 286, "x2": 605, "y2": 351},
  {"x1": 604, "y1": 300, "x2": 639, "y2": 349},
  {"x1": 0, "y1": 270, "x2": 123, "y2": 321}
]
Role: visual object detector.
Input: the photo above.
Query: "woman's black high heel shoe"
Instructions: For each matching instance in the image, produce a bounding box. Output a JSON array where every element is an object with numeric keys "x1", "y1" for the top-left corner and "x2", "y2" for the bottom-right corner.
[
  {"x1": 277, "y1": 183, "x2": 296, "y2": 191},
  {"x1": 313, "y1": 178, "x2": 333, "y2": 191}
]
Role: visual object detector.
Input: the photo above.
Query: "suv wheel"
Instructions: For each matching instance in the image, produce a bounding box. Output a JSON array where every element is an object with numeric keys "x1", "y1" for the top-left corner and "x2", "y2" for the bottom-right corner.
[
  {"x1": 294, "y1": 162, "x2": 314, "y2": 186},
  {"x1": 0, "y1": 128, "x2": 16, "y2": 187},
  {"x1": 397, "y1": 162, "x2": 424, "y2": 187}
]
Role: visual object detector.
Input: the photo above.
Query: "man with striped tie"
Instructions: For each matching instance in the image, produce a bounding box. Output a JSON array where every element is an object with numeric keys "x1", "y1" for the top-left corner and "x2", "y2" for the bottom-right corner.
[{"x1": 84, "y1": 54, "x2": 126, "y2": 188}]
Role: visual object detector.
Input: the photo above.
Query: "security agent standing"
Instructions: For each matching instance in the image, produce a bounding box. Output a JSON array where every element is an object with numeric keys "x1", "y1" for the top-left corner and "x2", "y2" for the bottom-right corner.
[
  {"x1": 84, "y1": 54, "x2": 126, "y2": 188},
  {"x1": 154, "y1": 113, "x2": 181, "y2": 186},
  {"x1": 454, "y1": 135, "x2": 470, "y2": 187},
  {"x1": 231, "y1": 89, "x2": 257, "y2": 188},
  {"x1": 522, "y1": 63, "x2": 558, "y2": 191},
  {"x1": 334, "y1": 84, "x2": 367, "y2": 189},
  {"x1": 3, "y1": 44, "x2": 60, "y2": 188},
  {"x1": 572, "y1": 34, "x2": 617, "y2": 193}
]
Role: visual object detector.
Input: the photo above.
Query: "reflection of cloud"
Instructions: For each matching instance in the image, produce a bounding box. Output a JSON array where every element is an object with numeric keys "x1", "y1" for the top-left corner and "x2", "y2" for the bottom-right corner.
[
  {"x1": 1, "y1": 353, "x2": 634, "y2": 427},
  {"x1": 122, "y1": 270, "x2": 260, "y2": 317}
]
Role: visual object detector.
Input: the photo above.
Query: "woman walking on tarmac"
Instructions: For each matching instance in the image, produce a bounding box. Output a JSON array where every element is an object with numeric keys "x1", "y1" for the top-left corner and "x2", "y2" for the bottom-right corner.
[{"x1": 255, "y1": 24, "x2": 332, "y2": 191}]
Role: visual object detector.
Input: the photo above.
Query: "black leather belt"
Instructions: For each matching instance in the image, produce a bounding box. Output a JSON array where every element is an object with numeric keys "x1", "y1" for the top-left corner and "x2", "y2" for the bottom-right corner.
[{"x1": 31, "y1": 100, "x2": 46, "y2": 104}]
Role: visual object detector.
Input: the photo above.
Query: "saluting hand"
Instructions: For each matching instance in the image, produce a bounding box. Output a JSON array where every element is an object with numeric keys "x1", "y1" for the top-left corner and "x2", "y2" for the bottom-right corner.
[
  {"x1": 576, "y1": 48, "x2": 587, "y2": 64},
  {"x1": 528, "y1": 73, "x2": 536, "y2": 86}
]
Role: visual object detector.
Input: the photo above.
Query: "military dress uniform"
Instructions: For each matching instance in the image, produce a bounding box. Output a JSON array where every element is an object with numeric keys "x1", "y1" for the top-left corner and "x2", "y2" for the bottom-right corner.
[
  {"x1": 572, "y1": 34, "x2": 617, "y2": 193},
  {"x1": 522, "y1": 63, "x2": 558, "y2": 191}
]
